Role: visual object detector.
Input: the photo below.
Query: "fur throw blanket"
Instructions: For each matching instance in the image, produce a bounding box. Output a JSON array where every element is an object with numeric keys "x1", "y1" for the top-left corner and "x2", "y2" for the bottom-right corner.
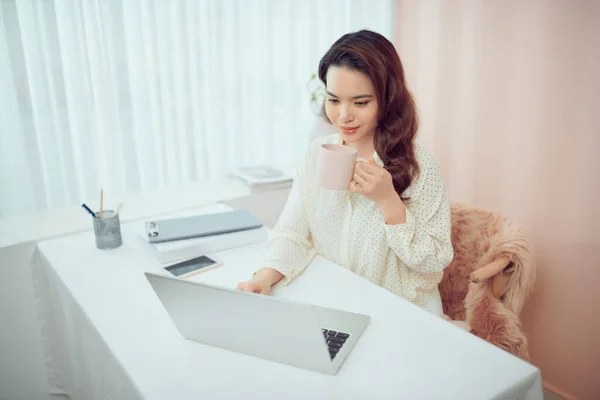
[{"x1": 439, "y1": 203, "x2": 536, "y2": 360}]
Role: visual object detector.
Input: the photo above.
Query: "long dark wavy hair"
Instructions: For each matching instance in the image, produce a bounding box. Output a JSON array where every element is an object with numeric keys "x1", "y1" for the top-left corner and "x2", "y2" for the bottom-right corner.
[{"x1": 318, "y1": 30, "x2": 420, "y2": 198}]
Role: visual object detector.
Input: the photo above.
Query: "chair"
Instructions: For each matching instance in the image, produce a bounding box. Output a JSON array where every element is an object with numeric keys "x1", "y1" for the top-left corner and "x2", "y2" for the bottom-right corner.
[{"x1": 439, "y1": 203, "x2": 536, "y2": 361}]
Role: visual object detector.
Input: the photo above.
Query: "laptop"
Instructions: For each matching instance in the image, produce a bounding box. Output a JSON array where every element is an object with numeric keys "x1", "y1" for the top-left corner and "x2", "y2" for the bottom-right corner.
[{"x1": 145, "y1": 272, "x2": 370, "y2": 375}]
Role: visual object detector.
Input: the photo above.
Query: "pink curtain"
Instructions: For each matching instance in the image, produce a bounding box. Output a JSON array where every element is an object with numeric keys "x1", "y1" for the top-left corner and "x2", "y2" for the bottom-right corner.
[{"x1": 396, "y1": 1, "x2": 600, "y2": 399}]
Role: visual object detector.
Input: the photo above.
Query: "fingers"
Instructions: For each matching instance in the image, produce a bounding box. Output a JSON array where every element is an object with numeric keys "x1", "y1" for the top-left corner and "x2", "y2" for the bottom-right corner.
[
  {"x1": 260, "y1": 287, "x2": 271, "y2": 295},
  {"x1": 354, "y1": 162, "x2": 382, "y2": 193},
  {"x1": 236, "y1": 281, "x2": 254, "y2": 292},
  {"x1": 350, "y1": 180, "x2": 364, "y2": 194},
  {"x1": 358, "y1": 161, "x2": 380, "y2": 175},
  {"x1": 354, "y1": 162, "x2": 380, "y2": 175},
  {"x1": 236, "y1": 281, "x2": 269, "y2": 295},
  {"x1": 354, "y1": 165, "x2": 374, "y2": 182},
  {"x1": 352, "y1": 170, "x2": 369, "y2": 187},
  {"x1": 253, "y1": 284, "x2": 264, "y2": 294}
]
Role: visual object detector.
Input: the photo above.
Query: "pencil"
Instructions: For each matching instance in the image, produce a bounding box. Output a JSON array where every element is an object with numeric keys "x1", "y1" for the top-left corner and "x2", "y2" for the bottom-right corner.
[
  {"x1": 100, "y1": 188, "x2": 104, "y2": 219},
  {"x1": 114, "y1": 202, "x2": 124, "y2": 216}
]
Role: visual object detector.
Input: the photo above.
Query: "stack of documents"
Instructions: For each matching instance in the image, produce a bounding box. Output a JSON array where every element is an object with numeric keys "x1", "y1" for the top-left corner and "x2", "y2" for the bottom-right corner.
[
  {"x1": 139, "y1": 205, "x2": 268, "y2": 266},
  {"x1": 229, "y1": 164, "x2": 294, "y2": 192}
]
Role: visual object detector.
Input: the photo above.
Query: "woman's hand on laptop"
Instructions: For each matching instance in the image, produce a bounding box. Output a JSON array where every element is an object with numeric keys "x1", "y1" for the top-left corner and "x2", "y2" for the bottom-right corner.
[
  {"x1": 236, "y1": 280, "x2": 271, "y2": 295},
  {"x1": 236, "y1": 268, "x2": 284, "y2": 295}
]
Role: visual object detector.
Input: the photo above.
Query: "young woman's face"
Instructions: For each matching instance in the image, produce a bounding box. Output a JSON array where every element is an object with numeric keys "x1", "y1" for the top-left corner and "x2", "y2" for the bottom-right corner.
[{"x1": 324, "y1": 66, "x2": 379, "y2": 146}]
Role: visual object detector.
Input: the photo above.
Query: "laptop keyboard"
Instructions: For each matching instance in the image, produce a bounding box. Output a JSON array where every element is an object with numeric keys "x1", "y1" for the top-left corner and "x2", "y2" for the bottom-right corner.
[{"x1": 321, "y1": 329, "x2": 350, "y2": 360}]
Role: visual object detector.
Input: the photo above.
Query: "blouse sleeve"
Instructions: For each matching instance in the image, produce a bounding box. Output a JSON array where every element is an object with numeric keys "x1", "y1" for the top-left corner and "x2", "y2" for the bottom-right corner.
[
  {"x1": 258, "y1": 149, "x2": 316, "y2": 285},
  {"x1": 383, "y1": 154, "x2": 454, "y2": 275}
]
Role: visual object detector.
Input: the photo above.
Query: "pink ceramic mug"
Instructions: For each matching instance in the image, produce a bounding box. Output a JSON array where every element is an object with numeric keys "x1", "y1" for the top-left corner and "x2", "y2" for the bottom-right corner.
[{"x1": 316, "y1": 144, "x2": 363, "y2": 190}]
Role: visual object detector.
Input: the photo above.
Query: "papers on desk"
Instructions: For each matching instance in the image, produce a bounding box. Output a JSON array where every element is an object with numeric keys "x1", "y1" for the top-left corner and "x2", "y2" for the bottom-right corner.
[
  {"x1": 138, "y1": 205, "x2": 269, "y2": 266},
  {"x1": 145, "y1": 228, "x2": 268, "y2": 266},
  {"x1": 229, "y1": 164, "x2": 294, "y2": 192}
]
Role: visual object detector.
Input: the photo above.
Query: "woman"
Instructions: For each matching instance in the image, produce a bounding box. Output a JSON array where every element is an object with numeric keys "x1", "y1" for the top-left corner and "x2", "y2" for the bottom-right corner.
[{"x1": 236, "y1": 30, "x2": 453, "y2": 316}]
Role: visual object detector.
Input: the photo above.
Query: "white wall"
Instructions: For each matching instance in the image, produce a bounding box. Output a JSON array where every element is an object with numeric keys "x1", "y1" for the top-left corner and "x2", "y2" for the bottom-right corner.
[{"x1": 222, "y1": 189, "x2": 291, "y2": 229}]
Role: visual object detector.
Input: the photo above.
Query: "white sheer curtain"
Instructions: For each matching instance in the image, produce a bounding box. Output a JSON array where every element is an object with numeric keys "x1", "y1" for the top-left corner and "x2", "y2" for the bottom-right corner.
[{"x1": 0, "y1": 0, "x2": 395, "y2": 218}]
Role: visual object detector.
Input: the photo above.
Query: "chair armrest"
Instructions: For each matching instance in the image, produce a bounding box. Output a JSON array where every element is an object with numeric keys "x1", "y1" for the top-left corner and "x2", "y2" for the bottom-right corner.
[{"x1": 469, "y1": 256, "x2": 511, "y2": 283}]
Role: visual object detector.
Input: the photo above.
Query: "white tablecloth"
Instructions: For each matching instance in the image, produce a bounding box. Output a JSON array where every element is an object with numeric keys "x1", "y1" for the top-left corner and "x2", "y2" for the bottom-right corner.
[{"x1": 31, "y1": 204, "x2": 543, "y2": 400}]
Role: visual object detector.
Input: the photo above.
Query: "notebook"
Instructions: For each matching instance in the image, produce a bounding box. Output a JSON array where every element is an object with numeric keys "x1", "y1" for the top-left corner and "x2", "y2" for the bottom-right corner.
[
  {"x1": 144, "y1": 209, "x2": 263, "y2": 244},
  {"x1": 147, "y1": 227, "x2": 269, "y2": 266}
]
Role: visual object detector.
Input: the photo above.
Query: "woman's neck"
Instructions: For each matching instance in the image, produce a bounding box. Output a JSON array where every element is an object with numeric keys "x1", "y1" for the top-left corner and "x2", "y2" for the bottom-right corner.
[{"x1": 343, "y1": 135, "x2": 375, "y2": 160}]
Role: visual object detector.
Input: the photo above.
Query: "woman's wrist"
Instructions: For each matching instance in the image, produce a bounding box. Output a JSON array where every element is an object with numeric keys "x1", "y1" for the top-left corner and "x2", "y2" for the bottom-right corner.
[
  {"x1": 253, "y1": 267, "x2": 284, "y2": 286},
  {"x1": 377, "y1": 193, "x2": 406, "y2": 225}
]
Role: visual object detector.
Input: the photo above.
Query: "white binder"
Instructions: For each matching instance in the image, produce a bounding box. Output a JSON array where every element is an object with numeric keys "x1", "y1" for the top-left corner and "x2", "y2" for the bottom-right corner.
[{"x1": 144, "y1": 209, "x2": 263, "y2": 244}]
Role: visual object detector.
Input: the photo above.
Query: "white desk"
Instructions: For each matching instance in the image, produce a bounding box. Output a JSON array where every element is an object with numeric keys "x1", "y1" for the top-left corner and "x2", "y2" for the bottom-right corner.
[
  {"x1": 0, "y1": 178, "x2": 290, "y2": 399},
  {"x1": 32, "y1": 204, "x2": 543, "y2": 400}
]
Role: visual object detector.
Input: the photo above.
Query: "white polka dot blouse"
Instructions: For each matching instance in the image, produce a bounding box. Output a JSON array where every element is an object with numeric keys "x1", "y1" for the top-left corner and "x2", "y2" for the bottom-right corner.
[{"x1": 259, "y1": 134, "x2": 454, "y2": 307}]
